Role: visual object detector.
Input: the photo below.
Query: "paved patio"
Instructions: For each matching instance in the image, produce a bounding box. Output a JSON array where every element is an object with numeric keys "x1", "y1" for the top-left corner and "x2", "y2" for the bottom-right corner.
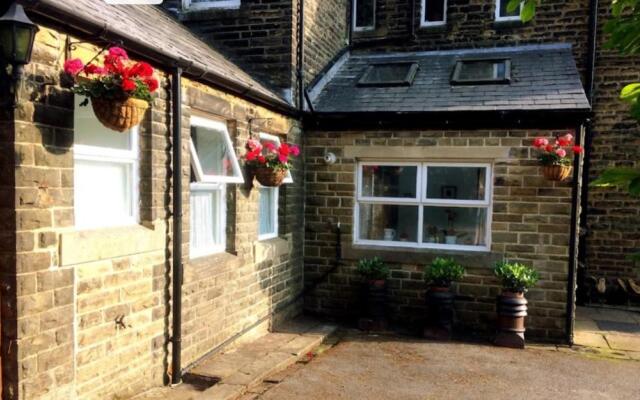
[
  {"x1": 250, "y1": 331, "x2": 640, "y2": 400},
  {"x1": 574, "y1": 306, "x2": 640, "y2": 358}
]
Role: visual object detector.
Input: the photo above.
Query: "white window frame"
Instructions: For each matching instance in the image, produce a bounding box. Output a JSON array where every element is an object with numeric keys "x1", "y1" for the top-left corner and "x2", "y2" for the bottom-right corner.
[
  {"x1": 258, "y1": 187, "x2": 279, "y2": 241},
  {"x1": 189, "y1": 116, "x2": 243, "y2": 259},
  {"x1": 352, "y1": 0, "x2": 376, "y2": 32},
  {"x1": 73, "y1": 109, "x2": 139, "y2": 230},
  {"x1": 495, "y1": 0, "x2": 521, "y2": 22},
  {"x1": 420, "y1": 0, "x2": 447, "y2": 28},
  {"x1": 354, "y1": 161, "x2": 492, "y2": 252},
  {"x1": 182, "y1": 0, "x2": 241, "y2": 11}
]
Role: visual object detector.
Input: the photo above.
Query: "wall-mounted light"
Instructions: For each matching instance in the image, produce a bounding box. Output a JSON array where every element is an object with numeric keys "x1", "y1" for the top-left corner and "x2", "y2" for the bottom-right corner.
[{"x1": 0, "y1": 2, "x2": 39, "y2": 107}]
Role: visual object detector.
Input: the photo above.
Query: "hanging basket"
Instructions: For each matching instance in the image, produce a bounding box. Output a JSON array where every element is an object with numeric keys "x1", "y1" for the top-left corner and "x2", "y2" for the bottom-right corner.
[
  {"x1": 542, "y1": 165, "x2": 572, "y2": 181},
  {"x1": 254, "y1": 167, "x2": 287, "y2": 187},
  {"x1": 91, "y1": 97, "x2": 149, "y2": 132}
]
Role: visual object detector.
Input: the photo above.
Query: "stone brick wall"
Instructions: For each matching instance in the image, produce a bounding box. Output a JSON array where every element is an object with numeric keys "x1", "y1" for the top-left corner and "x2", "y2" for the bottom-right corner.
[
  {"x1": 3, "y1": 23, "x2": 304, "y2": 400},
  {"x1": 303, "y1": 0, "x2": 349, "y2": 85},
  {"x1": 584, "y1": 0, "x2": 640, "y2": 280},
  {"x1": 168, "y1": 0, "x2": 298, "y2": 97},
  {"x1": 304, "y1": 129, "x2": 580, "y2": 340}
]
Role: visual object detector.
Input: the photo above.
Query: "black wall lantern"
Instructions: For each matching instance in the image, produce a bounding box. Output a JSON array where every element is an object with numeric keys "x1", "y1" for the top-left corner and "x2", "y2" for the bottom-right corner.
[{"x1": 0, "y1": 2, "x2": 39, "y2": 106}]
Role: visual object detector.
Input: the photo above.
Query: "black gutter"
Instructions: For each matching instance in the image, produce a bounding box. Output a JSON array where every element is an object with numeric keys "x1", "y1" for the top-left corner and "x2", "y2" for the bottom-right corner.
[
  {"x1": 577, "y1": 0, "x2": 599, "y2": 305},
  {"x1": 305, "y1": 109, "x2": 592, "y2": 131},
  {"x1": 171, "y1": 67, "x2": 183, "y2": 385},
  {"x1": 24, "y1": 1, "x2": 298, "y2": 117},
  {"x1": 566, "y1": 124, "x2": 585, "y2": 345}
]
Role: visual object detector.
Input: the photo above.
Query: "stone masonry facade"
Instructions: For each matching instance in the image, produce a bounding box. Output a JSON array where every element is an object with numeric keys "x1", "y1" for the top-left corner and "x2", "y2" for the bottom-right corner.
[
  {"x1": 303, "y1": 129, "x2": 580, "y2": 340},
  {"x1": 0, "y1": 24, "x2": 304, "y2": 400}
]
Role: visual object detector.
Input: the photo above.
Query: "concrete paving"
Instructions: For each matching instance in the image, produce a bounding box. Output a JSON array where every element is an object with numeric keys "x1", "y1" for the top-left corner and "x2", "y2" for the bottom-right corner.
[
  {"x1": 254, "y1": 331, "x2": 640, "y2": 400},
  {"x1": 574, "y1": 306, "x2": 640, "y2": 358}
]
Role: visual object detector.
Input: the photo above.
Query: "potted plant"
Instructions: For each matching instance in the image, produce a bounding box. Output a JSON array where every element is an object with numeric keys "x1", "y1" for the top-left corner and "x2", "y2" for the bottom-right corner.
[
  {"x1": 356, "y1": 257, "x2": 390, "y2": 331},
  {"x1": 244, "y1": 138, "x2": 300, "y2": 187},
  {"x1": 493, "y1": 261, "x2": 540, "y2": 348},
  {"x1": 423, "y1": 257, "x2": 465, "y2": 339},
  {"x1": 64, "y1": 47, "x2": 158, "y2": 132},
  {"x1": 532, "y1": 133, "x2": 584, "y2": 181}
]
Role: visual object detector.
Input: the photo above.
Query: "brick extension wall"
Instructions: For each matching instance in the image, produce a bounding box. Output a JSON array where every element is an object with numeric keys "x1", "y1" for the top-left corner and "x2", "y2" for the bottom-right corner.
[
  {"x1": 304, "y1": 129, "x2": 580, "y2": 340},
  {"x1": 2, "y1": 26, "x2": 304, "y2": 400}
]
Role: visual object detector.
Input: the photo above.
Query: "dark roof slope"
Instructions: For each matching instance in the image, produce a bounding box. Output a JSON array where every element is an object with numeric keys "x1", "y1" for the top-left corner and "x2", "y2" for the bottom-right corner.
[
  {"x1": 310, "y1": 44, "x2": 590, "y2": 114},
  {"x1": 27, "y1": 0, "x2": 290, "y2": 111}
]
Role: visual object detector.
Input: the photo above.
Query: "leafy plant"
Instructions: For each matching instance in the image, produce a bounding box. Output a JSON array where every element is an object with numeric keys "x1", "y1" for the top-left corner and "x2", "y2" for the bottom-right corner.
[
  {"x1": 424, "y1": 257, "x2": 465, "y2": 288},
  {"x1": 356, "y1": 257, "x2": 390, "y2": 281},
  {"x1": 494, "y1": 261, "x2": 539, "y2": 293},
  {"x1": 244, "y1": 138, "x2": 300, "y2": 171},
  {"x1": 532, "y1": 133, "x2": 583, "y2": 166}
]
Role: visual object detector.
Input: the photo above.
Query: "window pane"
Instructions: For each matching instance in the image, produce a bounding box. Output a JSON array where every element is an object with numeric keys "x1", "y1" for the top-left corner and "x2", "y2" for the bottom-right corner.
[
  {"x1": 423, "y1": 207, "x2": 487, "y2": 246},
  {"x1": 74, "y1": 96, "x2": 132, "y2": 150},
  {"x1": 259, "y1": 187, "x2": 277, "y2": 237},
  {"x1": 359, "y1": 204, "x2": 419, "y2": 242},
  {"x1": 190, "y1": 189, "x2": 222, "y2": 254},
  {"x1": 426, "y1": 166, "x2": 486, "y2": 200},
  {"x1": 74, "y1": 160, "x2": 132, "y2": 227},
  {"x1": 499, "y1": 0, "x2": 519, "y2": 17},
  {"x1": 361, "y1": 165, "x2": 417, "y2": 198},
  {"x1": 191, "y1": 125, "x2": 235, "y2": 178},
  {"x1": 355, "y1": 0, "x2": 375, "y2": 28},
  {"x1": 457, "y1": 61, "x2": 506, "y2": 81},
  {"x1": 425, "y1": 0, "x2": 445, "y2": 22}
]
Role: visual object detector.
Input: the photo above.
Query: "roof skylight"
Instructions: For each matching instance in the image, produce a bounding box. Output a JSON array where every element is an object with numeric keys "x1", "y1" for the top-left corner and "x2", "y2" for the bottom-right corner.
[
  {"x1": 357, "y1": 62, "x2": 419, "y2": 87},
  {"x1": 451, "y1": 59, "x2": 511, "y2": 84}
]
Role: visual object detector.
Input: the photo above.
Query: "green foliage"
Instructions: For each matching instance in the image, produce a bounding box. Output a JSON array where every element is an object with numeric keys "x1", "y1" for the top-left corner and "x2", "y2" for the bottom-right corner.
[
  {"x1": 72, "y1": 76, "x2": 153, "y2": 104},
  {"x1": 591, "y1": 167, "x2": 640, "y2": 196},
  {"x1": 423, "y1": 257, "x2": 465, "y2": 287},
  {"x1": 538, "y1": 152, "x2": 573, "y2": 166},
  {"x1": 494, "y1": 261, "x2": 539, "y2": 293},
  {"x1": 356, "y1": 257, "x2": 389, "y2": 281},
  {"x1": 508, "y1": 0, "x2": 537, "y2": 22}
]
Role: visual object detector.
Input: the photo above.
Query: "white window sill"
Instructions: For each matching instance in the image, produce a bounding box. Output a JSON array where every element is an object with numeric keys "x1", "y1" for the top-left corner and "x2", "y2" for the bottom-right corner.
[{"x1": 59, "y1": 221, "x2": 166, "y2": 266}]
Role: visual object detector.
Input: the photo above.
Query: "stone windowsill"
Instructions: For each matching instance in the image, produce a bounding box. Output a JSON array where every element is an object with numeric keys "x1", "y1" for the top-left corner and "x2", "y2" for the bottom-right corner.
[
  {"x1": 254, "y1": 234, "x2": 293, "y2": 264},
  {"x1": 59, "y1": 221, "x2": 167, "y2": 266},
  {"x1": 342, "y1": 242, "x2": 502, "y2": 268},
  {"x1": 189, "y1": 249, "x2": 239, "y2": 269},
  {"x1": 344, "y1": 146, "x2": 510, "y2": 160}
]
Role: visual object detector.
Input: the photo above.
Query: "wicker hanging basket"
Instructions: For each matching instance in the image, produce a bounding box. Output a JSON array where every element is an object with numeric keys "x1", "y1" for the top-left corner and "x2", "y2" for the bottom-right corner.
[
  {"x1": 91, "y1": 97, "x2": 149, "y2": 132},
  {"x1": 542, "y1": 165, "x2": 572, "y2": 181},
  {"x1": 254, "y1": 167, "x2": 287, "y2": 187}
]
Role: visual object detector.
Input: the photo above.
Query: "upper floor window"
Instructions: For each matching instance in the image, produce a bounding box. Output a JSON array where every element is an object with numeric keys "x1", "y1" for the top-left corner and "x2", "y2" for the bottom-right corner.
[
  {"x1": 182, "y1": 0, "x2": 240, "y2": 11},
  {"x1": 189, "y1": 116, "x2": 243, "y2": 258},
  {"x1": 355, "y1": 162, "x2": 492, "y2": 251},
  {"x1": 74, "y1": 96, "x2": 139, "y2": 229},
  {"x1": 421, "y1": 0, "x2": 447, "y2": 27},
  {"x1": 353, "y1": 0, "x2": 375, "y2": 32},
  {"x1": 495, "y1": 0, "x2": 521, "y2": 21}
]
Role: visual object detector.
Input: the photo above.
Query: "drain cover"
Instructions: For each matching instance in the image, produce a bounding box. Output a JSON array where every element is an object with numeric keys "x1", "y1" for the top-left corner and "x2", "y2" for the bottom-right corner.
[{"x1": 595, "y1": 320, "x2": 640, "y2": 334}]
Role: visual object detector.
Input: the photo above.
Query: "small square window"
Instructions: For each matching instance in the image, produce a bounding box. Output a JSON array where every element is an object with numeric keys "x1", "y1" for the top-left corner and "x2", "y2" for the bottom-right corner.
[
  {"x1": 357, "y1": 62, "x2": 419, "y2": 87},
  {"x1": 421, "y1": 0, "x2": 447, "y2": 27},
  {"x1": 353, "y1": 0, "x2": 375, "y2": 31},
  {"x1": 451, "y1": 59, "x2": 511, "y2": 85},
  {"x1": 495, "y1": 0, "x2": 521, "y2": 21}
]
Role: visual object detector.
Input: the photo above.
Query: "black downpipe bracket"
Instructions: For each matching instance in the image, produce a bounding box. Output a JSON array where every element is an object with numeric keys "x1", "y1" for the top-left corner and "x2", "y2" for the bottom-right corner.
[
  {"x1": 171, "y1": 67, "x2": 183, "y2": 385},
  {"x1": 576, "y1": 0, "x2": 599, "y2": 306}
]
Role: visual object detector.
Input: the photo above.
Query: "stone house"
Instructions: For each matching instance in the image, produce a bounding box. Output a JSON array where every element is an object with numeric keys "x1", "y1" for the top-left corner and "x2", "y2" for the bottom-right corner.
[{"x1": 0, "y1": 0, "x2": 638, "y2": 399}]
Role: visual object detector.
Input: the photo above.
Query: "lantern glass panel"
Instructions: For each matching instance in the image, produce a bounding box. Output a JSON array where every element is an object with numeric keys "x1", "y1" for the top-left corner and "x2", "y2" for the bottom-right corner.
[{"x1": 14, "y1": 24, "x2": 35, "y2": 64}]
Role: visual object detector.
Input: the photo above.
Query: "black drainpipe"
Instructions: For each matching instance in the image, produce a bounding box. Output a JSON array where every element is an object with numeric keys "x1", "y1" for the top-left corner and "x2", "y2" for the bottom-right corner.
[
  {"x1": 576, "y1": 0, "x2": 599, "y2": 306},
  {"x1": 297, "y1": 0, "x2": 305, "y2": 110},
  {"x1": 171, "y1": 66, "x2": 183, "y2": 385}
]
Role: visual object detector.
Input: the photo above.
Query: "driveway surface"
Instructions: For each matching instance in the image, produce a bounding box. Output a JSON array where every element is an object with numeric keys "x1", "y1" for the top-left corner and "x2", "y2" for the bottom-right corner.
[{"x1": 256, "y1": 332, "x2": 640, "y2": 400}]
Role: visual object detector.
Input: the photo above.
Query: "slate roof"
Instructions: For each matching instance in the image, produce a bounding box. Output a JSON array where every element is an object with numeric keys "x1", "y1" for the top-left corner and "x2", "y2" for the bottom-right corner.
[
  {"x1": 29, "y1": 0, "x2": 288, "y2": 109},
  {"x1": 310, "y1": 44, "x2": 591, "y2": 114}
]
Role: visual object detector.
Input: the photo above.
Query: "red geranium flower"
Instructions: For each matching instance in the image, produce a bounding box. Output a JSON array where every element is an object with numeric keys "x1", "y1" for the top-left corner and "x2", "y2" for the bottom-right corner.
[
  {"x1": 83, "y1": 64, "x2": 105, "y2": 75},
  {"x1": 544, "y1": 144, "x2": 554, "y2": 152},
  {"x1": 64, "y1": 58, "x2": 84, "y2": 75},
  {"x1": 121, "y1": 78, "x2": 137, "y2": 91},
  {"x1": 108, "y1": 47, "x2": 129, "y2": 60},
  {"x1": 144, "y1": 77, "x2": 159, "y2": 92},
  {"x1": 129, "y1": 62, "x2": 154, "y2": 78},
  {"x1": 572, "y1": 145, "x2": 584, "y2": 154}
]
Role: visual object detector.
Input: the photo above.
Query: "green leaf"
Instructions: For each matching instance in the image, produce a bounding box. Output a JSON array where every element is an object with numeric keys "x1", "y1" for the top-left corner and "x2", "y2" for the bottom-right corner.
[
  {"x1": 521, "y1": 1, "x2": 536, "y2": 22},
  {"x1": 591, "y1": 167, "x2": 640, "y2": 196},
  {"x1": 620, "y1": 83, "x2": 640, "y2": 100},
  {"x1": 629, "y1": 177, "x2": 640, "y2": 196},
  {"x1": 506, "y1": 0, "x2": 521, "y2": 13}
]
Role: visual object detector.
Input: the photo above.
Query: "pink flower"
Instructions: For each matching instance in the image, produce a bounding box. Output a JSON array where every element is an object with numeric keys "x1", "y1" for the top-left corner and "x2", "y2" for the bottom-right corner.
[
  {"x1": 290, "y1": 144, "x2": 300, "y2": 156},
  {"x1": 247, "y1": 139, "x2": 262, "y2": 152},
  {"x1": 108, "y1": 47, "x2": 129, "y2": 60},
  {"x1": 555, "y1": 148, "x2": 567, "y2": 158},
  {"x1": 64, "y1": 58, "x2": 84, "y2": 75},
  {"x1": 246, "y1": 149, "x2": 261, "y2": 161},
  {"x1": 264, "y1": 142, "x2": 276, "y2": 152},
  {"x1": 557, "y1": 133, "x2": 574, "y2": 147},
  {"x1": 533, "y1": 137, "x2": 549, "y2": 148}
]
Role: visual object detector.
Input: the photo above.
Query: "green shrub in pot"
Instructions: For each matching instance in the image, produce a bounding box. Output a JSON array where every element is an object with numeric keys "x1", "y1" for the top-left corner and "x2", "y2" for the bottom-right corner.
[
  {"x1": 494, "y1": 261, "x2": 539, "y2": 293},
  {"x1": 424, "y1": 257, "x2": 465, "y2": 288},
  {"x1": 356, "y1": 256, "x2": 390, "y2": 282}
]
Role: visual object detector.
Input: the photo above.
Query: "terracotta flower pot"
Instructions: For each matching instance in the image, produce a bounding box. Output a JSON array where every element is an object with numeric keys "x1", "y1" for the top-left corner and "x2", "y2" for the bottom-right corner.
[
  {"x1": 495, "y1": 291, "x2": 528, "y2": 349},
  {"x1": 358, "y1": 279, "x2": 387, "y2": 331},
  {"x1": 91, "y1": 97, "x2": 149, "y2": 132},
  {"x1": 542, "y1": 164, "x2": 572, "y2": 181},
  {"x1": 424, "y1": 286, "x2": 455, "y2": 340},
  {"x1": 254, "y1": 166, "x2": 287, "y2": 187}
]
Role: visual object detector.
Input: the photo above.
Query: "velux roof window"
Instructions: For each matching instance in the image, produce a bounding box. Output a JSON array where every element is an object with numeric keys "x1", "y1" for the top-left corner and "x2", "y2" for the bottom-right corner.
[
  {"x1": 357, "y1": 62, "x2": 419, "y2": 87},
  {"x1": 451, "y1": 59, "x2": 511, "y2": 85}
]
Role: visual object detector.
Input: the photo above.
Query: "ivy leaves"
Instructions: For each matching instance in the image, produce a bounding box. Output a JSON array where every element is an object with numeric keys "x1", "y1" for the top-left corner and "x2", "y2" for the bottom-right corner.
[{"x1": 507, "y1": 0, "x2": 537, "y2": 22}]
